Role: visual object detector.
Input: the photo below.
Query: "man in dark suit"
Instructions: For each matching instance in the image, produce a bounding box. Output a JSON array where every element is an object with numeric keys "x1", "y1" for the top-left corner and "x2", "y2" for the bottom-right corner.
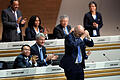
[
  {"x1": 60, "y1": 25, "x2": 94, "y2": 80},
  {"x1": 1, "y1": 0, "x2": 26, "y2": 42},
  {"x1": 31, "y1": 33, "x2": 58, "y2": 67},
  {"x1": 53, "y1": 15, "x2": 72, "y2": 39},
  {"x1": 83, "y1": 1, "x2": 103, "y2": 37},
  {"x1": 14, "y1": 44, "x2": 38, "y2": 68}
]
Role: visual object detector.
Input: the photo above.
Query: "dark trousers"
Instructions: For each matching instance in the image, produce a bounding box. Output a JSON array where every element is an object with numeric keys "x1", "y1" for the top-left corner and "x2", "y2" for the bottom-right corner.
[{"x1": 64, "y1": 64, "x2": 84, "y2": 80}]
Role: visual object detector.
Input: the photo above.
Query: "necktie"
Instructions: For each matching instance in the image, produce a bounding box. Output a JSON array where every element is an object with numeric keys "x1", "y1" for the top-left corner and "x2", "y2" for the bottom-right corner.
[
  {"x1": 40, "y1": 49, "x2": 44, "y2": 60},
  {"x1": 25, "y1": 57, "x2": 29, "y2": 67},
  {"x1": 63, "y1": 27, "x2": 68, "y2": 35},
  {"x1": 78, "y1": 46, "x2": 82, "y2": 63},
  {"x1": 14, "y1": 11, "x2": 21, "y2": 34}
]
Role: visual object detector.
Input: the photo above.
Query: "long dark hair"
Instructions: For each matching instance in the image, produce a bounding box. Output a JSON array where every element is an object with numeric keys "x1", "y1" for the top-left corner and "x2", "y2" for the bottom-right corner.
[{"x1": 28, "y1": 15, "x2": 41, "y2": 28}]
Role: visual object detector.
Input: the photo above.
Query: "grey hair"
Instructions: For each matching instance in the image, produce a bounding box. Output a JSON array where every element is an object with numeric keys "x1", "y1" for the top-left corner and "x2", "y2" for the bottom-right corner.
[
  {"x1": 74, "y1": 25, "x2": 84, "y2": 32},
  {"x1": 60, "y1": 15, "x2": 69, "y2": 20},
  {"x1": 36, "y1": 33, "x2": 45, "y2": 39}
]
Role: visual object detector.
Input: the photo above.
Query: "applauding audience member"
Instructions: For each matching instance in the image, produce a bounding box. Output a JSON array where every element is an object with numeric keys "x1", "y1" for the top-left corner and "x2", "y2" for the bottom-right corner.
[
  {"x1": 14, "y1": 45, "x2": 38, "y2": 68},
  {"x1": 53, "y1": 15, "x2": 72, "y2": 39},
  {"x1": 31, "y1": 33, "x2": 58, "y2": 66},
  {"x1": 1, "y1": 0, "x2": 27, "y2": 42},
  {"x1": 25, "y1": 15, "x2": 48, "y2": 41}
]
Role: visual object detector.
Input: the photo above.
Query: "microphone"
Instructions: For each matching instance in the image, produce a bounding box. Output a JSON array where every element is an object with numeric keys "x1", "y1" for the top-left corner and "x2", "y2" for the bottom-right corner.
[{"x1": 103, "y1": 54, "x2": 110, "y2": 61}]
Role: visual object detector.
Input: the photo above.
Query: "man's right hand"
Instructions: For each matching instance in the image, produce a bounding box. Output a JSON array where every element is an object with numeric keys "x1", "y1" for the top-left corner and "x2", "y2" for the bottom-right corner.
[{"x1": 17, "y1": 16, "x2": 22, "y2": 24}]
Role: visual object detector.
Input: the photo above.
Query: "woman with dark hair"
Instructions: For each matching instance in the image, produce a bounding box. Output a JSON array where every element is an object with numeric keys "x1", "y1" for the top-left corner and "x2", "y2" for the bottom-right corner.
[
  {"x1": 25, "y1": 15, "x2": 46, "y2": 41},
  {"x1": 83, "y1": 1, "x2": 103, "y2": 37}
]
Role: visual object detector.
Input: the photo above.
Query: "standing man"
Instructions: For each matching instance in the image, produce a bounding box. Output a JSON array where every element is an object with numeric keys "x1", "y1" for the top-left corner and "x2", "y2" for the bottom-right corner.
[
  {"x1": 1, "y1": 0, "x2": 26, "y2": 42},
  {"x1": 53, "y1": 15, "x2": 72, "y2": 39},
  {"x1": 31, "y1": 33, "x2": 58, "y2": 67},
  {"x1": 60, "y1": 25, "x2": 94, "y2": 80}
]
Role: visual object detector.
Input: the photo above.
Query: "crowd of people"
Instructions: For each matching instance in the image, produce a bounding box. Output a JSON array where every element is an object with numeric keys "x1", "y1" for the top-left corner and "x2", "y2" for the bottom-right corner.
[
  {"x1": 1, "y1": 0, "x2": 103, "y2": 42},
  {"x1": 0, "y1": 0, "x2": 103, "y2": 80}
]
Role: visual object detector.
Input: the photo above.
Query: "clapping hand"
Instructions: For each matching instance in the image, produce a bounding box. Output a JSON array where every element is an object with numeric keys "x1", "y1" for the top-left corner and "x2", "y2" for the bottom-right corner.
[
  {"x1": 86, "y1": 51, "x2": 91, "y2": 56},
  {"x1": 31, "y1": 55, "x2": 38, "y2": 64},
  {"x1": 46, "y1": 54, "x2": 58, "y2": 61},
  {"x1": 17, "y1": 17, "x2": 27, "y2": 24},
  {"x1": 21, "y1": 17, "x2": 27, "y2": 24},
  {"x1": 17, "y1": 16, "x2": 22, "y2": 24}
]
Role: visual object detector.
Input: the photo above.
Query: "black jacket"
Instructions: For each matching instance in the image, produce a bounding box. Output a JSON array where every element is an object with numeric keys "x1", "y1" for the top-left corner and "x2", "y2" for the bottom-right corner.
[
  {"x1": 14, "y1": 54, "x2": 33, "y2": 68},
  {"x1": 60, "y1": 32, "x2": 94, "y2": 72},
  {"x1": 25, "y1": 26, "x2": 44, "y2": 41},
  {"x1": 1, "y1": 7, "x2": 24, "y2": 42},
  {"x1": 53, "y1": 24, "x2": 71, "y2": 39},
  {"x1": 31, "y1": 44, "x2": 51, "y2": 66},
  {"x1": 83, "y1": 12, "x2": 103, "y2": 37}
]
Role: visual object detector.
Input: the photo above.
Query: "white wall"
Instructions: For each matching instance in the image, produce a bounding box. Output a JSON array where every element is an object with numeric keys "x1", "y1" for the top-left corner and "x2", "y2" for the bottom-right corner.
[{"x1": 56, "y1": 0, "x2": 120, "y2": 36}]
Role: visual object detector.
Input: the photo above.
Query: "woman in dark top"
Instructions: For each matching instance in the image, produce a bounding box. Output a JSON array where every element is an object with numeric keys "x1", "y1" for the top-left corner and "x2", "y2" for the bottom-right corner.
[
  {"x1": 25, "y1": 15, "x2": 44, "y2": 41},
  {"x1": 83, "y1": 1, "x2": 103, "y2": 37}
]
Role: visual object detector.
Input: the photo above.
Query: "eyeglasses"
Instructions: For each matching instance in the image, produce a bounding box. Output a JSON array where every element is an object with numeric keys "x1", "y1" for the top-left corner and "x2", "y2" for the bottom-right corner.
[{"x1": 23, "y1": 49, "x2": 30, "y2": 51}]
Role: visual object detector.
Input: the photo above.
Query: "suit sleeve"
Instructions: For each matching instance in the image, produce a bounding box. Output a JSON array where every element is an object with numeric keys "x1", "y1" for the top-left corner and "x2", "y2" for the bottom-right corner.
[
  {"x1": 1, "y1": 10, "x2": 17, "y2": 29},
  {"x1": 14, "y1": 56, "x2": 32, "y2": 68},
  {"x1": 25, "y1": 28, "x2": 34, "y2": 41},
  {"x1": 84, "y1": 38, "x2": 94, "y2": 47},
  {"x1": 83, "y1": 13, "x2": 93, "y2": 30},
  {"x1": 97, "y1": 13, "x2": 103, "y2": 30},
  {"x1": 53, "y1": 27, "x2": 63, "y2": 39}
]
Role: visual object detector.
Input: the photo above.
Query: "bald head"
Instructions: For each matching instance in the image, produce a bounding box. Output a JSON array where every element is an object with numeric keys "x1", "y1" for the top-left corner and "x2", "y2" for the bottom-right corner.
[{"x1": 74, "y1": 25, "x2": 85, "y2": 37}]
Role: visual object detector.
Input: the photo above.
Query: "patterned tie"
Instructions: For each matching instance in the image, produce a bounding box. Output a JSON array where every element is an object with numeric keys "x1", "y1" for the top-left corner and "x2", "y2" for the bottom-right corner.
[
  {"x1": 40, "y1": 49, "x2": 44, "y2": 60},
  {"x1": 25, "y1": 57, "x2": 29, "y2": 67},
  {"x1": 78, "y1": 46, "x2": 82, "y2": 63},
  {"x1": 14, "y1": 11, "x2": 21, "y2": 34}
]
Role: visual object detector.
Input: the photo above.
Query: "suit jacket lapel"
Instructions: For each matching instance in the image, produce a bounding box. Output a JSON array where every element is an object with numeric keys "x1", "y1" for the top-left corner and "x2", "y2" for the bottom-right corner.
[{"x1": 8, "y1": 8, "x2": 16, "y2": 21}]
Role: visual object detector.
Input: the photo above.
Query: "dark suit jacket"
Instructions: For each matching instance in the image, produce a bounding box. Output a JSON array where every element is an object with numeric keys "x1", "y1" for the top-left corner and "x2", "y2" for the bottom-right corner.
[
  {"x1": 1, "y1": 7, "x2": 24, "y2": 42},
  {"x1": 53, "y1": 24, "x2": 71, "y2": 39},
  {"x1": 25, "y1": 26, "x2": 44, "y2": 41},
  {"x1": 13, "y1": 54, "x2": 33, "y2": 68},
  {"x1": 59, "y1": 32, "x2": 94, "y2": 72},
  {"x1": 83, "y1": 12, "x2": 103, "y2": 37},
  {"x1": 31, "y1": 43, "x2": 51, "y2": 66}
]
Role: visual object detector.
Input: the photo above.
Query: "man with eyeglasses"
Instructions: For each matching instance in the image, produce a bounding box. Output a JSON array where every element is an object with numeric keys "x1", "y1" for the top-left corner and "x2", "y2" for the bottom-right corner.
[
  {"x1": 59, "y1": 25, "x2": 94, "y2": 80},
  {"x1": 31, "y1": 33, "x2": 58, "y2": 67},
  {"x1": 14, "y1": 44, "x2": 38, "y2": 68}
]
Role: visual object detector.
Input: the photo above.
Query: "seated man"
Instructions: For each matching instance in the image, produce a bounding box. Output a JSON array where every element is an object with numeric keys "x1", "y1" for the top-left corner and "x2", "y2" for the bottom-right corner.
[
  {"x1": 14, "y1": 44, "x2": 38, "y2": 68},
  {"x1": 31, "y1": 33, "x2": 58, "y2": 66},
  {"x1": 53, "y1": 15, "x2": 72, "y2": 39}
]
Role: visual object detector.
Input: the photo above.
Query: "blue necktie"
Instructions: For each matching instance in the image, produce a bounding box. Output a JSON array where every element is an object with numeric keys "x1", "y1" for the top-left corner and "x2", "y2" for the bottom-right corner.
[
  {"x1": 25, "y1": 57, "x2": 29, "y2": 67},
  {"x1": 63, "y1": 27, "x2": 69, "y2": 36},
  {"x1": 78, "y1": 46, "x2": 82, "y2": 63},
  {"x1": 40, "y1": 49, "x2": 44, "y2": 60}
]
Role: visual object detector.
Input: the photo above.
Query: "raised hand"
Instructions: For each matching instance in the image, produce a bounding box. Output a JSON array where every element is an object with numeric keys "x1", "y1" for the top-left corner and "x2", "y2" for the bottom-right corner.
[
  {"x1": 17, "y1": 16, "x2": 22, "y2": 24},
  {"x1": 21, "y1": 17, "x2": 27, "y2": 24}
]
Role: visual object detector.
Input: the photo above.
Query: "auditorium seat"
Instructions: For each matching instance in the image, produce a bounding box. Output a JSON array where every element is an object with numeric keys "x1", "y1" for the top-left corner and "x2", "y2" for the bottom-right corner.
[{"x1": 0, "y1": 61, "x2": 7, "y2": 69}]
